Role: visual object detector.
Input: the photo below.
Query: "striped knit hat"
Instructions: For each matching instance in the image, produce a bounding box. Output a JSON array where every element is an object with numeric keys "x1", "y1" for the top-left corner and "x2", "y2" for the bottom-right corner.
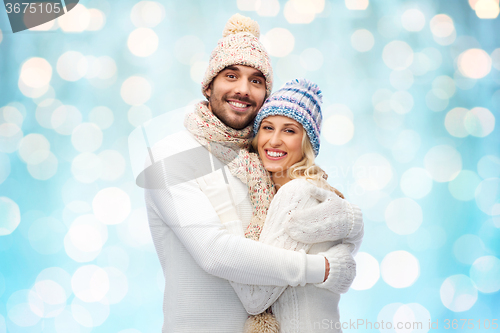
[
  {"x1": 253, "y1": 78, "x2": 323, "y2": 156},
  {"x1": 201, "y1": 14, "x2": 273, "y2": 99}
]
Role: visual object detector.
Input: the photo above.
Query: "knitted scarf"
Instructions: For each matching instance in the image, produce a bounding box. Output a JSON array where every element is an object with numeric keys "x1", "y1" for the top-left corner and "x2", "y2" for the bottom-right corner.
[{"x1": 184, "y1": 101, "x2": 276, "y2": 241}]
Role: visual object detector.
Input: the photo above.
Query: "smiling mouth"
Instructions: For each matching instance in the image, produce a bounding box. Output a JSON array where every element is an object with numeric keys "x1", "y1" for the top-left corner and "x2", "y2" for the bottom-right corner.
[
  {"x1": 265, "y1": 149, "x2": 287, "y2": 160},
  {"x1": 227, "y1": 99, "x2": 252, "y2": 112}
]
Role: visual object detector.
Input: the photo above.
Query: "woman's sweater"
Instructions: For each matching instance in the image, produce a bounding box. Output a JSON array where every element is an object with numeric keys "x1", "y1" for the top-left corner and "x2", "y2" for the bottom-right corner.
[{"x1": 227, "y1": 178, "x2": 364, "y2": 333}]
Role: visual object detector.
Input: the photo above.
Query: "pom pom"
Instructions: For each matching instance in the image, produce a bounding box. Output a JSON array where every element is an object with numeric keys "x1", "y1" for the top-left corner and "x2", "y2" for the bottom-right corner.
[
  {"x1": 244, "y1": 313, "x2": 279, "y2": 333},
  {"x1": 285, "y1": 78, "x2": 323, "y2": 103},
  {"x1": 223, "y1": 13, "x2": 260, "y2": 38}
]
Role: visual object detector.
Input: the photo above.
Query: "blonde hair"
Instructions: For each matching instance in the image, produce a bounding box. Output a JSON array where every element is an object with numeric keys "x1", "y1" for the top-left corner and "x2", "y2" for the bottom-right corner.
[{"x1": 252, "y1": 128, "x2": 344, "y2": 198}]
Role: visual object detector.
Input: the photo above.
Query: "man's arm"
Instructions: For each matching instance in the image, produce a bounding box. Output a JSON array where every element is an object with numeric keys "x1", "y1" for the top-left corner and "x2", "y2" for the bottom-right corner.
[{"x1": 145, "y1": 179, "x2": 326, "y2": 287}]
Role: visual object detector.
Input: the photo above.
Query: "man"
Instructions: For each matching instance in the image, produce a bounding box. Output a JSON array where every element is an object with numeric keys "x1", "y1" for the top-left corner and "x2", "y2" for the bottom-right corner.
[{"x1": 143, "y1": 14, "x2": 361, "y2": 332}]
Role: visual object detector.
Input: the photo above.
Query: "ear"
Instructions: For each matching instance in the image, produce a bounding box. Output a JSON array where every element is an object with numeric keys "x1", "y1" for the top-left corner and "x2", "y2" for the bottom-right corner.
[{"x1": 206, "y1": 82, "x2": 212, "y2": 98}]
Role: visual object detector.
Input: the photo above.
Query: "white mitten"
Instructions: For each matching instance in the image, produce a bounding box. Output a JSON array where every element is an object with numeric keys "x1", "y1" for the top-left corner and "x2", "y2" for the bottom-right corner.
[
  {"x1": 284, "y1": 185, "x2": 363, "y2": 244},
  {"x1": 197, "y1": 169, "x2": 240, "y2": 224},
  {"x1": 315, "y1": 243, "x2": 356, "y2": 294}
]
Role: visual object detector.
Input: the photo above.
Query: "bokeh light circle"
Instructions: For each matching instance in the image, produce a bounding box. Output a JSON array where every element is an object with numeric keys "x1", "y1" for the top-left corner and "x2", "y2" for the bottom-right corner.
[
  {"x1": 262, "y1": 28, "x2": 295, "y2": 57},
  {"x1": 20, "y1": 57, "x2": 52, "y2": 89},
  {"x1": 18, "y1": 133, "x2": 50, "y2": 164},
  {"x1": 430, "y1": 14, "x2": 455, "y2": 38},
  {"x1": 385, "y1": 198, "x2": 423, "y2": 235},
  {"x1": 27, "y1": 151, "x2": 58, "y2": 180},
  {"x1": 128, "y1": 28, "x2": 159, "y2": 57},
  {"x1": 72, "y1": 265, "x2": 110, "y2": 302},
  {"x1": 0, "y1": 153, "x2": 10, "y2": 184},
  {"x1": 174, "y1": 35, "x2": 205, "y2": 65},
  {"x1": 300, "y1": 48, "x2": 324, "y2": 71},
  {"x1": 477, "y1": 155, "x2": 500, "y2": 179},
  {"x1": 71, "y1": 297, "x2": 110, "y2": 328},
  {"x1": 424, "y1": 145, "x2": 462, "y2": 182},
  {"x1": 458, "y1": 49, "x2": 492, "y2": 79},
  {"x1": 470, "y1": 256, "x2": 500, "y2": 293},
  {"x1": 92, "y1": 188, "x2": 131, "y2": 225},
  {"x1": 71, "y1": 152, "x2": 103, "y2": 183},
  {"x1": 381, "y1": 251, "x2": 420, "y2": 288},
  {"x1": 0, "y1": 197, "x2": 21, "y2": 236},
  {"x1": 440, "y1": 274, "x2": 478, "y2": 312},
  {"x1": 128, "y1": 105, "x2": 153, "y2": 127},
  {"x1": 382, "y1": 40, "x2": 414, "y2": 70},
  {"x1": 0, "y1": 123, "x2": 23, "y2": 153},
  {"x1": 131, "y1": 1, "x2": 166, "y2": 28},
  {"x1": 51, "y1": 105, "x2": 83, "y2": 135},
  {"x1": 445, "y1": 107, "x2": 469, "y2": 138},
  {"x1": 351, "y1": 29, "x2": 375, "y2": 52},
  {"x1": 453, "y1": 234, "x2": 487, "y2": 265},
  {"x1": 448, "y1": 170, "x2": 482, "y2": 201},
  {"x1": 475, "y1": 178, "x2": 500, "y2": 216},
  {"x1": 103, "y1": 267, "x2": 128, "y2": 304},
  {"x1": 29, "y1": 279, "x2": 67, "y2": 318},
  {"x1": 58, "y1": 4, "x2": 90, "y2": 32},
  {"x1": 71, "y1": 123, "x2": 103, "y2": 153},
  {"x1": 121, "y1": 76, "x2": 152, "y2": 106},
  {"x1": 351, "y1": 252, "x2": 380, "y2": 290},
  {"x1": 57, "y1": 51, "x2": 88, "y2": 82},
  {"x1": 464, "y1": 107, "x2": 495, "y2": 137},
  {"x1": 89, "y1": 106, "x2": 114, "y2": 130},
  {"x1": 98, "y1": 150, "x2": 126, "y2": 181},
  {"x1": 353, "y1": 153, "x2": 393, "y2": 191},
  {"x1": 322, "y1": 115, "x2": 354, "y2": 145},
  {"x1": 401, "y1": 8, "x2": 426, "y2": 32}
]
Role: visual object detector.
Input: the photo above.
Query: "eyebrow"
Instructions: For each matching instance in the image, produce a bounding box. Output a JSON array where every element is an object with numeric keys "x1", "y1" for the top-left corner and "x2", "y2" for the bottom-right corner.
[
  {"x1": 224, "y1": 66, "x2": 265, "y2": 79},
  {"x1": 262, "y1": 120, "x2": 300, "y2": 127}
]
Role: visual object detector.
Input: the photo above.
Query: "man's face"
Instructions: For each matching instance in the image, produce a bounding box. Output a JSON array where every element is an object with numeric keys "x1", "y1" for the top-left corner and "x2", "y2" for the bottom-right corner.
[{"x1": 206, "y1": 65, "x2": 267, "y2": 130}]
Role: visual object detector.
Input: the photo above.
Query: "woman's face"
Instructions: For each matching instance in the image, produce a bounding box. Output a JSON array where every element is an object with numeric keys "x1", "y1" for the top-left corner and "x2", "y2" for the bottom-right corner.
[{"x1": 257, "y1": 115, "x2": 304, "y2": 175}]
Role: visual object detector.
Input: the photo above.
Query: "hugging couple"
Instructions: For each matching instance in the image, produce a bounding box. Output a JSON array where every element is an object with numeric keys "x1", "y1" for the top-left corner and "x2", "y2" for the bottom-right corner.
[{"x1": 144, "y1": 14, "x2": 364, "y2": 333}]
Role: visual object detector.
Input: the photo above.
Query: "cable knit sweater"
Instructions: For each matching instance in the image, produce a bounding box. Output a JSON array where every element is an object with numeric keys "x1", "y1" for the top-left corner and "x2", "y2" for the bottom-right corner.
[{"x1": 226, "y1": 178, "x2": 364, "y2": 333}]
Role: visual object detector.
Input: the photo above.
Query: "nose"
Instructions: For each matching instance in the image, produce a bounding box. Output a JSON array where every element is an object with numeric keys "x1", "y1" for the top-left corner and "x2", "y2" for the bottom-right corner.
[
  {"x1": 234, "y1": 79, "x2": 250, "y2": 96},
  {"x1": 269, "y1": 131, "x2": 282, "y2": 147}
]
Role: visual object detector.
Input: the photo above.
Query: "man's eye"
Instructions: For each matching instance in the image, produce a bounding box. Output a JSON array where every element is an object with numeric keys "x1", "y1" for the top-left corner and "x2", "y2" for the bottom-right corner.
[
  {"x1": 227, "y1": 74, "x2": 236, "y2": 79},
  {"x1": 252, "y1": 79, "x2": 263, "y2": 84}
]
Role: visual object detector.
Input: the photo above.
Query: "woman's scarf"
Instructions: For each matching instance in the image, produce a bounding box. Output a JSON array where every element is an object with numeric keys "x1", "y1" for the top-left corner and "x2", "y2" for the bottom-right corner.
[{"x1": 184, "y1": 101, "x2": 276, "y2": 241}]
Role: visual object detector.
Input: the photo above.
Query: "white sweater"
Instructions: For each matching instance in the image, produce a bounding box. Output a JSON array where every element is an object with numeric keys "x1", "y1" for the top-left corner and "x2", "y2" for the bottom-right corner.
[
  {"x1": 227, "y1": 178, "x2": 364, "y2": 333},
  {"x1": 145, "y1": 131, "x2": 328, "y2": 332}
]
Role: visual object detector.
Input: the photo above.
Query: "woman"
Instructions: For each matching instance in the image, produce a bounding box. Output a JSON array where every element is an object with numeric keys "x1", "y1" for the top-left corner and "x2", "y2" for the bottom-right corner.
[{"x1": 198, "y1": 79, "x2": 363, "y2": 332}]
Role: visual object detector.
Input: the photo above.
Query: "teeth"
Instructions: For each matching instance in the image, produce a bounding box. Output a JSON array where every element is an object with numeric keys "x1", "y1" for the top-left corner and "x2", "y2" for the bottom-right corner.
[
  {"x1": 267, "y1": 150, "x2": 285, "y2": 157},
  {"x1": 229, "y1": 101, "x2": 248, "y2": 108}
]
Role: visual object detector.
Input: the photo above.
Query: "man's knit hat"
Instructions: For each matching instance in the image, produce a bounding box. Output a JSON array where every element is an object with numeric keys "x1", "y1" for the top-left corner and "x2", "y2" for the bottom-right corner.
[
  {"x1": 253, "y1": 79, "x2": 323, "y2": 156},
  {"x1": 201, "y1": 14, "x2": 273, "y2": 99}
]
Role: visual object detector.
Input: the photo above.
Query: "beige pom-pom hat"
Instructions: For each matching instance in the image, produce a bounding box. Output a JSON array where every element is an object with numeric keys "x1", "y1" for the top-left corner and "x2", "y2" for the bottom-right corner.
[{"x1": 201, "y1": 13, "x2": 273, "y2": 99}]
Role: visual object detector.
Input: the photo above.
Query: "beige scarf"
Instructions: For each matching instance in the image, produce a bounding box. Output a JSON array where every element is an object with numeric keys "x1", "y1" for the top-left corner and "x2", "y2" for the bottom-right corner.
[{"x1": 184, "y1": 101, "x2": 276, "y2": 241}]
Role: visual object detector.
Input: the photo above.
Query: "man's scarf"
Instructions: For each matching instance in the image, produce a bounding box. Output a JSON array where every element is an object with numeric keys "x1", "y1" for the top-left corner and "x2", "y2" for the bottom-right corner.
[{"x1": 184, "y1": 101, "x2": 276, "y2": 241}]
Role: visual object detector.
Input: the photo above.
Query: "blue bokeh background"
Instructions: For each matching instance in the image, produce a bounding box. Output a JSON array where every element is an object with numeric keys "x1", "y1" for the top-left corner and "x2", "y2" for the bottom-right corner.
[{"x1": 1, "y1": 0, "x2": 499, "y2": 332}]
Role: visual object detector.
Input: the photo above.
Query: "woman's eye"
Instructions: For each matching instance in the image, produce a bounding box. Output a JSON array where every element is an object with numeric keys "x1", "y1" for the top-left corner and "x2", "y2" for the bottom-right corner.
[{"x1": 285, "y1": 129, "x2": 295, "y2": 133}]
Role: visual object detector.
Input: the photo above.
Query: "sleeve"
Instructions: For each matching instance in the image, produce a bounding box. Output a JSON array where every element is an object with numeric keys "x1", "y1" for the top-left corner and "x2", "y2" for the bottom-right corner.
[{"x1": 145, "y1": 176, "x2": 325, "y2": 287}]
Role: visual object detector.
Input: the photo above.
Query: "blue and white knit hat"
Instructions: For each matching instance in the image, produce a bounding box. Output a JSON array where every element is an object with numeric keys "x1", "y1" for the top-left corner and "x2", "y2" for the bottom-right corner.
[{"x1": 253, "y1": 78, "x2": 323, "y2": 156}]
